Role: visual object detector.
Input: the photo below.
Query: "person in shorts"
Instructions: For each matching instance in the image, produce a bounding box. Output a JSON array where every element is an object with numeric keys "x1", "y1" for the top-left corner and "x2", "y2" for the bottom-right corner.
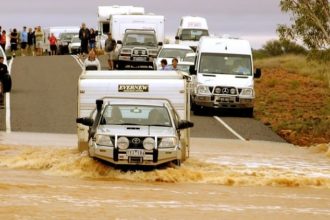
[
  {"x1": 27, "y1": 28, "x2": 35, "y2": 56},
  {"x1": 10, "y1": 29, "x2": 18, "y2": 57},
  {"x1": 104, "y1": 32, "x2": 116, "y2": 70},
  {"x1": 20, "y1": 26, "x2": 28, "y2": 56},
  {"x1": 34, "y1": 26, "x2": 44, "y2": 56}
]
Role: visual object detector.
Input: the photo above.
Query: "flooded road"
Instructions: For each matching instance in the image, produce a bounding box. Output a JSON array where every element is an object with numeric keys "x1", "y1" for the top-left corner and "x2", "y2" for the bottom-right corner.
[{"x1": 0, "y1": 137, "x2": 329, "y2": 219}]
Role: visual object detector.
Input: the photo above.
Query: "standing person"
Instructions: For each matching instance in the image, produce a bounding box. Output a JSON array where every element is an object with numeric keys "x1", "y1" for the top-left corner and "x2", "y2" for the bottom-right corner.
[
  {"x1": 48, "y1": 33, "x2": 57, "y2": 56},
  {"x1": 27, "y1": 28, "x2": 35, "y2": 56},
  {"x1": 20, "y1": 26, "x2": 28, "y2": 56},
  {"x1": 10, "y1": 28, "x2": 18, "y2": 57},
  {"x1": 89, "y1": 28, "x2": 96, "y2": 51},
  {"x1": 0, "y1": 30, "x2": 6, "y2": 51},
  {"x1": 84, "y1": 49, "x2": 101, "y2": 70},
  {"x1": 34, "y1": 26, "x2": 44, "y2": 56},
  {"x1": 79, "y1": 23, "x2": 90, "y2": 57},
  {"x1": 104, "y1": 32, "x2": 116, "y2": 70},
  {"x1": 0, "y1": 55, "x2": 9, "y2": 108}
]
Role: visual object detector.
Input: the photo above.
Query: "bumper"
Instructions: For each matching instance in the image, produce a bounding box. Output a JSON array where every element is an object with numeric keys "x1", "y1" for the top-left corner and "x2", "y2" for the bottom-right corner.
[
  {"x1": 193, "y1": 95, "x2": 254, "y2": 108},
  {"x1": 89, "y1": 144, "x2": 180, "y2": 166}
]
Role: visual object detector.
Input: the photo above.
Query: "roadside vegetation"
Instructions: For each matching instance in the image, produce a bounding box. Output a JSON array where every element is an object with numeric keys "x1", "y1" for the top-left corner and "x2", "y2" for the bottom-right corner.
[{"x1": 253, "y1": 54, "x2": 330, "y2": 146}]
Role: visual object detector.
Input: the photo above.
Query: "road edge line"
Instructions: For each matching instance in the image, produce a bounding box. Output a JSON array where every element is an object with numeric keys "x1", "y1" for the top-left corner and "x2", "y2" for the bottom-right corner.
[
  {"x1": 71, "y1": 55, "x2": 84, "y2": 70},
  {"x1": 213, "y1": 116, "x2": 246, "y2": 141},
  {"x1": 6, "y1": 58, "x2": 14, "y2": 133}
]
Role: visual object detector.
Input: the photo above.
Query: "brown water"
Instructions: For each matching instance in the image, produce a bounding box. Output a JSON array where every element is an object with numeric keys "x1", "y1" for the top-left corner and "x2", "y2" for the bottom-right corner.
[{"x1": 0, "y1": 138, "x2": 329, "y2": 219}]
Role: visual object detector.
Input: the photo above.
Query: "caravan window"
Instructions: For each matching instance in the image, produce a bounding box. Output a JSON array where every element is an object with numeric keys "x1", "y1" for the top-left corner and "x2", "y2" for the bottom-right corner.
[{"x1": 124, "y1": 33, "x2": 157, "y2": 46}]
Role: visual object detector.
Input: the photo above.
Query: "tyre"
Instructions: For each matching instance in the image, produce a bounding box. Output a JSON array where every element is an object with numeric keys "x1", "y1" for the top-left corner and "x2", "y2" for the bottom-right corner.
[
  {"x1": 244, "y1": 107, "x2": 254, "y2": 118},
  {"x1": 117, "y1": 61, "x2": 125, "y2": 70}
]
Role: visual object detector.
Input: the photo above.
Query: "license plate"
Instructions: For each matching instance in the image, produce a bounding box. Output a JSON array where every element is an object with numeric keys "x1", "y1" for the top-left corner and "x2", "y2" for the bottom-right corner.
[
  {"x1": 217, "y1": 97, "x2": 235, "y2": 103},
  {"x1": 127, "y1": 149, "x2": 144, "y2": 157},
  {"x1": 134, "y1": 57, "x2": 146, "y2": 61}
]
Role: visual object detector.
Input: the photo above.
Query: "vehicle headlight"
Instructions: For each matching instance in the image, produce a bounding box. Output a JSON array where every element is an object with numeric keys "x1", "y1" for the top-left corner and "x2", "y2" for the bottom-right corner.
[
  {"x1": 197, "y1": 85, "x2": 211, "y2": 95},
  {"x1": 158, "y1": 137, "x2": 177, "y2": 148},
  {"x1": 143, "y1": 137, "x2": 155, "y2": 150},
  {"x1": 133, "y1": 50, "x2": 139, "y2": 55},
  {"x1": 240, "y1": 88, "x2": 254, "y2": 96},
  {"x1": 122, "y1": 49, "x2": 132, "y2": 54},
  {"x1": 148, "y1": 50, "x2": 158, "y2": 56},
  {"x1": 214, "y1": 87, "x2": 221, "y2": 94},
  {"x1": 141, "y1": 50, "x2": 147, "y2": 55},
  {"x1": 230, "y1": 88, "x2": 236, "y2": 95},
  {"x1": 117, "y1": 137, "x2": 129, "y2": 150},
  {"x1": 96, "y1": 135, "x2": 113, "y2": 146}
]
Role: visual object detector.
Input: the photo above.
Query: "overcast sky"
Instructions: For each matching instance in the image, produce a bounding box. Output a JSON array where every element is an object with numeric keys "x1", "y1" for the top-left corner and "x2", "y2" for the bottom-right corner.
[{"x1": 0, "y1": 0, "x2": 290, "y2": 48}]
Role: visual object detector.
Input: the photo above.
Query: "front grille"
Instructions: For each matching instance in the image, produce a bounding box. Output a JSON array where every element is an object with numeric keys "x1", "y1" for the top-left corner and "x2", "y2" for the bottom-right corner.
[
  {"x1": 133, "y1": 49, "x2": 147, "y2": 56},
  {"x1": 213, "y1": 86, "x2": 237, "y2": 95}
]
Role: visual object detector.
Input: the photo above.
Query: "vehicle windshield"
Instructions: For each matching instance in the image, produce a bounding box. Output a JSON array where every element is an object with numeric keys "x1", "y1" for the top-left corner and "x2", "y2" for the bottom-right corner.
[
  {"x1": 199, "y1": 53, "x2": 252, "y2": 76},
  {"x1": 183, "y1": 55, "x2": 195, "y2": 62},
  {"x1": 159, "y1": 48, "x2": 193, "y2": 59},
  {"x1": 123, "y1": 33, "x2": 157, "y2": 46},
  {"x1": 59, "y1": 33, "x2": 77, "y2": 41},
  {"x1": 71, "y1": 36, "x2": 80, "y2": 43},
  {"x1": 180, "y1": 29, "x2": 209, "y2": 41},
  {"x1": 101, "y1": 105, "x2": 172, "y2": 127}
]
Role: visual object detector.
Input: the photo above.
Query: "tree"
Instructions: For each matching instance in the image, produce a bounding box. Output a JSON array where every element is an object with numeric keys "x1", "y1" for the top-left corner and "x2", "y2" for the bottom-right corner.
[
  {"x1": 277, "y1": 0, "x2": 330, "y2": 50},
  {"x1": 262, "y1": 39, "x2": 306, "y2": 56}
]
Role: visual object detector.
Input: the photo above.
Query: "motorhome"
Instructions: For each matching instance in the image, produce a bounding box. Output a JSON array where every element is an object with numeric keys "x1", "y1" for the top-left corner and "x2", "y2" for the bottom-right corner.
[
  {"x1": 175, "y1": 16, "x2": 209, "y2": 51},
  {"x1": 190, "y1": 36, "x2": 261, "y2": 117},
  {"x1": 76, "y1": 70, "x2": 193, "y2": 166}
]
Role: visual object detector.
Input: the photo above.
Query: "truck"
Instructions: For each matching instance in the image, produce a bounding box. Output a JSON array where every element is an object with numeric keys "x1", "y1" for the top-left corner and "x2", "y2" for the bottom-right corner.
[
  {"x1": 76, "y1": 70, "x2": 193, "y2": 166},
  {"x1": 190, "y1": 36, "x2": 261, "y2": 117},
  {"x1": 175, "y1": 16, "x2": 209, "y2": 51},
  {"x1": 97, "y1": 6, "x2": 145, "y2": 49}
]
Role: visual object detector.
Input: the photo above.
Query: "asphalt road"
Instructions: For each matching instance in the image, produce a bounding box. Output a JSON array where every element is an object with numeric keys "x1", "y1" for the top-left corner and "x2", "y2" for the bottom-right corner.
[{"x1": 0, "y1": 55, "x2": 284, "y2": 143}]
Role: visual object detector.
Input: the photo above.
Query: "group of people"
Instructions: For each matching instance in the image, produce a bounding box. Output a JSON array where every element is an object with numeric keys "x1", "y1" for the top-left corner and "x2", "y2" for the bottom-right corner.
[{"x1": 0, "y1": 25, "x2": 46, "y2": 57}]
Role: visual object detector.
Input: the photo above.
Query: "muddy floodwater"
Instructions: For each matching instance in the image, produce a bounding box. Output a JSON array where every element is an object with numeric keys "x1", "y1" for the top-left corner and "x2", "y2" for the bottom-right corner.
[{"x1": 0, "y1": 135, "x2": 329, "y2": 220}]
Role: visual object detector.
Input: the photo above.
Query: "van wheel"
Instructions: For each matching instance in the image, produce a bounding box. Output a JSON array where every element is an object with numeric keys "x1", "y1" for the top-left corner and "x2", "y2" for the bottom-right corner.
[
  {"x1": 117, "y1": 62, "x2": 125, "y2": 70},
  {"x1": 244, "y1": 108, "x2": 254, "y2": 118},
  {"x1": 173, "y1": 159, "x2": 181, "y2": 167},
  {"x1": 193, "y1": 105, "x2": 203, "y2": 115}
]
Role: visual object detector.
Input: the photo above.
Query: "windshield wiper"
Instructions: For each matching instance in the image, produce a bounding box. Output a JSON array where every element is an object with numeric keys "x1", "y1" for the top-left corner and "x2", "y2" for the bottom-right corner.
[
  {"x1": 110, "y1": 123, "x2": 143, "y2": 126},
  {"x1": 148, "y1": 124, "x2": 171, "y2": 127}
]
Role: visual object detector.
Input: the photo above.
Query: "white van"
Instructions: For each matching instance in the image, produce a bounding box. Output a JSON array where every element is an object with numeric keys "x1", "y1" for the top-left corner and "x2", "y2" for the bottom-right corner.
[
  {"x1": 76, "y1": 70, "x2": 193, "y2": 166},
  {"x1": 175, "y1": 16, "x2": 209, "y2": 51},
  {"x1": 190, "y1": 36, "x2": 261, "y2": 117}
]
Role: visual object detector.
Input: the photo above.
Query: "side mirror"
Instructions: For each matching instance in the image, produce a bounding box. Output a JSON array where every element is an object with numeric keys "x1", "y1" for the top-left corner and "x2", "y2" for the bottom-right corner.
[
  {"x1": 189, "y1": 65, "x2": 197, "y2": 75},
  {"x1": 254, "y1": 68, "x2": 261, "y2": 78},
  {"x1": 6, "y1": 56, "x2": 12, "y2": 61},
  {"x1": 117, "y1": 40, "x2": 122, "y2": 45},
  {"x1": 175, "y1": 36, "x2": 180, "y2": 40},
  {"x1": 96, "y1": 99, "x2": 103, "y2": 112},
  {"x1": 76, "y1": 117, "x2": 94, "y2": 127},
  {"x1": 177, "y1": 120, "x2": 194, "y2": 130},
  {"x1": 158, "y1": 42, "x2": 163, "y2": 46}
]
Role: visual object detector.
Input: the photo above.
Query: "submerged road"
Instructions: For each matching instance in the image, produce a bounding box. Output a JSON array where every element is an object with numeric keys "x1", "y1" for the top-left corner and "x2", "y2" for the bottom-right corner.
[{"x1": 0, "y1": 55, "x2": 284, "y2": 143}]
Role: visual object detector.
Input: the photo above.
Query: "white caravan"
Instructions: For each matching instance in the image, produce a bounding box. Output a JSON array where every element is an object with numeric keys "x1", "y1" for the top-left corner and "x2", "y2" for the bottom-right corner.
[
  {"x1": 76, "y1": 70, "x2": 193, "y2": 166},
  {"x1": 97, "y1": 5, "x2": 145, "y2": 49},
  {"x1": 110, "y1": 14, "x2": 165, "y2": 44},
  {"x1": 175, "y1": 16, "x2": 209, "y2": 51},
  {"x1": 190, "y1": 36, "x2": 261, "y2": 117}
]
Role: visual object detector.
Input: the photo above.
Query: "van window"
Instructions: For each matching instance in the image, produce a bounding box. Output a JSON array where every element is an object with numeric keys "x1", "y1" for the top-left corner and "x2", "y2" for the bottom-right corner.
[
  {"x1": 199, "y1": 53, "x2": 252, "y2": 76},
  {"x1": 180, "y1": 29, "x2": 209, "y2": 41}
]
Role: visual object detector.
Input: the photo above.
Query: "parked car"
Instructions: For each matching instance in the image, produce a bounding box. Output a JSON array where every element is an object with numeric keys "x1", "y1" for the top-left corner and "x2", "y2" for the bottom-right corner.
[
  {"x1": 68, "y1": 35, "x2": 81, "y2": 54},
  {"x1": 58, "y1": 32, "x2": 78, "y2": 55},
  {"x1": 154, "y1": 44, "x2": 193, "y2": 70}
]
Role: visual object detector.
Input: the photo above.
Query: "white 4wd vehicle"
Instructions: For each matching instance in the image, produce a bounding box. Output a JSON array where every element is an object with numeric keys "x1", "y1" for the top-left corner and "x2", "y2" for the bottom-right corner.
[
  {"x1": 77, "y1": 98, "x2": 193, "y2": 166},
  {"x1": 117, "y1": 29, "x2": 162, "y2": 69}
]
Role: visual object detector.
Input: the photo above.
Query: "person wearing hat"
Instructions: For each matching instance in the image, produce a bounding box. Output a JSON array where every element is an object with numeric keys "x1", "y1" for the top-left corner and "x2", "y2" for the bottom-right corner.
[{"x1": 0, "y1": 55, "x2": 9, "y2": 108}]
